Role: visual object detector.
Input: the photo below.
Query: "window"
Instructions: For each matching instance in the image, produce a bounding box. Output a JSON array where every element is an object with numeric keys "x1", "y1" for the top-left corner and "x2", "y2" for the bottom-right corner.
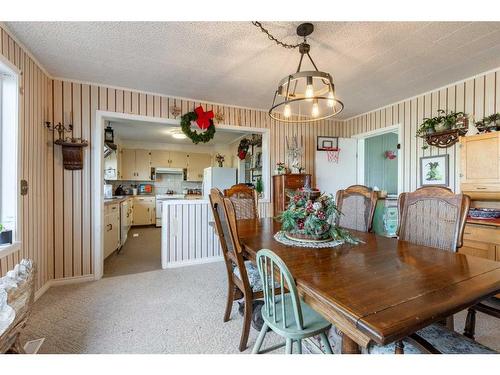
[{"x1": 0, "y1": 59, "x2": 20, "y2": 254}]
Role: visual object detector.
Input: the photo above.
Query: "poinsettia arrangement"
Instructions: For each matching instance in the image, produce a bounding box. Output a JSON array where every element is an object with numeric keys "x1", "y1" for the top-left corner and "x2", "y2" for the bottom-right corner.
[{"x1": 278, "y1": 189, "x2": 358, "y2": 244}]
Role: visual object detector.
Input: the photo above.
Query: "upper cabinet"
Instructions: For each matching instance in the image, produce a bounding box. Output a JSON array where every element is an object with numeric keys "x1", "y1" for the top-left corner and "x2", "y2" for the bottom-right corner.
[
  {"x1": 150, "y1": 150, "x2": 188, "y2": 168},
  {"x1": 187, "y1": 153, "x2": 212, "y2": 181},
  {"x1": 121, "y1": 149, "x2": 152, "y2": 181},
  {"x1": 460, "y1": 132, "x2": 500, "y2": 199}
]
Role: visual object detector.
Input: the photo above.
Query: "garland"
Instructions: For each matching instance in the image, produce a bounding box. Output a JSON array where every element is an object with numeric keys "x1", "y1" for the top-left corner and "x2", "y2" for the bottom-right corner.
[{"x1": 180, "y1": 110, "x2": 216, "y2": 144}]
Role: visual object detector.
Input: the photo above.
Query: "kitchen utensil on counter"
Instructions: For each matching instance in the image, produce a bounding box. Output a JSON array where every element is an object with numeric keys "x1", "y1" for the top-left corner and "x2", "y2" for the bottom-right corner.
[
  {"x1": 132, "y1": 188, "x2": 138, "y2": 195},
  {"x1": 104, "y1": 184, "x2": 113, "y2": 199},
  {"x1": 114, "y1": 185, "x2": 125, "y2": 196}
]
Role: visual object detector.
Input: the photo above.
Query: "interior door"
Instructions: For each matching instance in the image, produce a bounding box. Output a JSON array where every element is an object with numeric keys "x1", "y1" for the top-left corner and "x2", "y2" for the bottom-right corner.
[{"x1": 315, "y1": 138, "x2": 358, "y2": 197}]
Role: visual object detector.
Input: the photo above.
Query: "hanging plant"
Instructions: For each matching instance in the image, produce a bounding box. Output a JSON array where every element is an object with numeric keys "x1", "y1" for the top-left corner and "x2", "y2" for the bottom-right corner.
[{"x1": 180, "y1": 106, "x2": 216, "y2": 144}]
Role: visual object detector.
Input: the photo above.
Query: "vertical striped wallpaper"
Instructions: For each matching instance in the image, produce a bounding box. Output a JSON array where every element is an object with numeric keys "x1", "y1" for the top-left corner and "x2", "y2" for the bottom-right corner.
[
  {"x1": 338, "y1": 68, "x2": 500, "y2": 194},
  {"x1": 1, "y1": 23, "x2": 500, "y2": 292},
  {"x1": 0, "y1": 25, "x2": 52, "y2": 292}
]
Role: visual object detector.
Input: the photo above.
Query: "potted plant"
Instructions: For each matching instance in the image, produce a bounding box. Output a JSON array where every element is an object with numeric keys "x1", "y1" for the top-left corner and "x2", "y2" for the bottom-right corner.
[
  {"x1": 476, "y1": 113, "x2": 500, "y2": 132},
  {"x1": 255, "y1": 178, "x2": 264, "y2": 198},
  {"x1": 416, "y1": 117, "x2": 438, "y2": 137},
  {"x1": 0, "y1": 224, "x2": 13, "y2": 245},
  {"x1": 274, "y1": 162, "x2": 287, "y2": 175}
]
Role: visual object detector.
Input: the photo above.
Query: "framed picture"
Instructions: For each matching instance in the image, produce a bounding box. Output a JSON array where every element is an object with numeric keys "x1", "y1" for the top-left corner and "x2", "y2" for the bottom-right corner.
[
  {"x1": 420, "y1": 155, "x2": 449, "y2": 187},
  {"x1": 317, "y1": 136, "x2": 338, "y2": 151}
]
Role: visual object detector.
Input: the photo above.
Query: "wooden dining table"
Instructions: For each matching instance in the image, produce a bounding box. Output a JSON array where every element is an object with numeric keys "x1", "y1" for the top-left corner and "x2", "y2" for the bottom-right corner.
[{"x1": 237, "y1": 218, "x2": 500, "y2": 353}]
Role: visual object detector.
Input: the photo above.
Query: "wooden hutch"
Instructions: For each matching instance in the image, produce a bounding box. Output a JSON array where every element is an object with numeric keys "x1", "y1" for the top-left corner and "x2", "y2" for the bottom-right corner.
[
  {"x1": 459, "y1": 132, "x2": 500, "y2": 262},
  {"x1": 272, "y1": 173, "x2": 311, "y2": 216}
]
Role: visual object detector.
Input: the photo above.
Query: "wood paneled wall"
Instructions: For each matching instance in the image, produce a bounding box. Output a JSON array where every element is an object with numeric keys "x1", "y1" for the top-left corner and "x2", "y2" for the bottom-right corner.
[
  {"x1": 0, "y1": 25, "x2": 52, "y2": 292},
  {"x1": 338, "y1": 68, "x2": 500, "y2": 193}
]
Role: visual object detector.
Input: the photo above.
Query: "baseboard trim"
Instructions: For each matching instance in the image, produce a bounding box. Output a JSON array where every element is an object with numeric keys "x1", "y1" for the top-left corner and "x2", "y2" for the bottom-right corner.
[
  {"x1": 34, "y1": 282, "x2": 51, "y2": 301},
  {"x1": 164, "y1": 256, "x2": 223, "y2": 269},
  {"x1": 34, "y1": 275, "x2": 95, "y2": 301}
]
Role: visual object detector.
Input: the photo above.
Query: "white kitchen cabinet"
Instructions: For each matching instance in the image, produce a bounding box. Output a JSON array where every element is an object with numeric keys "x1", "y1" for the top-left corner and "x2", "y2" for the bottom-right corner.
[
  {"x1": 186, "y1": 152, "x2": 211, "y2": 181},
  {"x1": 133, "y1": 196, "x2": 155, "y2": 225},
  {"x1": 150, "y1": 150, "x2": 188, "y2": 168},
  {"x1": 104, "y1": 203, "x2": 120, "y2": 259},
  {"x1": 120, "y1": 149, "x2": 152, "y2": 181}
]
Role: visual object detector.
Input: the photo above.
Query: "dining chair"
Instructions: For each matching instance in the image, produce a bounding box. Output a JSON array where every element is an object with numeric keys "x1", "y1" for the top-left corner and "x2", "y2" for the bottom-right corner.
[
  {"x1": 392, "y1": 186, "x2": 482, "y2": 354},
  {"x1": 224, "y1": 183, "x2": 259, "y2": 219},
  {"x1": 208, "y1": 188, "x2": 264, "y2": 352},
  {"x1": 252, "y1": 249, "x2": 333, "y2": 354},
  {"x1": 335, "y1": 185, "x2": 378, "y2": 232}
]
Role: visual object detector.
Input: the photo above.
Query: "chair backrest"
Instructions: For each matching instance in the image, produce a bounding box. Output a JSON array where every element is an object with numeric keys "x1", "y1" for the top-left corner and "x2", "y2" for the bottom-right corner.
[
  {"x1": 256, "y1": 249, "x2": 303, "y2": 330},
  {"x1": 224, "y1": 183, "x2": 259, "y2": 219},
  {"x1": 397, "y1": 186, "x2": 470, "y2": 252},
  {"x1": 335, "y1": 185, "x2": 378, "y2": 232},
  {"x1": 223, "y1": 196, "x2": 256, "y2": 291},
  {"x1": 209, "y1": 188, "x2": 235, "y2": 258}
]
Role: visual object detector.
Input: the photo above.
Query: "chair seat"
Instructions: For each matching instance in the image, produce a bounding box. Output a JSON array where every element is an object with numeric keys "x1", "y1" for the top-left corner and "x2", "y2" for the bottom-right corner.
[
  {"x1": 262, "y1": 294, "x2": 332, "y2": 340},
  {"x1": 368, "y1": 323, "x2": 497, "y2": 354},
  {"x1": 233, "y1": 261, "x2": 262, "y2": 292}
]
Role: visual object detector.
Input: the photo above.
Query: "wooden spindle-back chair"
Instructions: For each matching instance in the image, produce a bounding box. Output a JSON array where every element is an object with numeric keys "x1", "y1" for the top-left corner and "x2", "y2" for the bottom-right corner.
[{"x1": 252, "y1": 249, "x2": 333, "y2": 354}]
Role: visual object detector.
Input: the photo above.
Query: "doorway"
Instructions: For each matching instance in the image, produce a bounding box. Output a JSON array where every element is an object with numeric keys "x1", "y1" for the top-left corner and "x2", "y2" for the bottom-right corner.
[{"x1": 354, "y1": 124, "x2": 402, "y2": 197}]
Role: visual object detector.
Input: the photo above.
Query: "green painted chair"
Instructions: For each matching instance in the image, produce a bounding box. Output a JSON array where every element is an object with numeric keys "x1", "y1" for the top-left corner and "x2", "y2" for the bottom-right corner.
[{"x1": 252, "y1": 249, "x2": 333, "y2": 354}]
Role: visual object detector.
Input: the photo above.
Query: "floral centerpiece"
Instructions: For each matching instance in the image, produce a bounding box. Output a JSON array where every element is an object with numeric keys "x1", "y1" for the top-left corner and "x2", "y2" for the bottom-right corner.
[{"x1": 278, "y1": 189, "x2": 358, "y2": 244}]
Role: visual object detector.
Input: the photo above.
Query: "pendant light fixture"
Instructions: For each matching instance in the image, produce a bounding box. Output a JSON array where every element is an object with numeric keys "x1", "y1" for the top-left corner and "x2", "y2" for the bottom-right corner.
[{"x1": 253, "y1": 22, "x2": 344, "y2": 123}]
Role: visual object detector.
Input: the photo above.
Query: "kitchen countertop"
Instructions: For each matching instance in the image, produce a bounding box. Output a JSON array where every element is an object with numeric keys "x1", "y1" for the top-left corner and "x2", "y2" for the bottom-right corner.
[
  {"x1": 104, "y1": 196, "x2": 131, "y2": 205},
  {"x1": 466, "y1": 217, "x2": 500, "y2": 227}
]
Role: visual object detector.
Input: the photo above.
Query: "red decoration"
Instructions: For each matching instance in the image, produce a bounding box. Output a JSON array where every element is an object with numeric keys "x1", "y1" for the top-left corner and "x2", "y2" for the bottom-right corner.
[
  {"x1": 384, "y1": 150, "x2": 397, "y2": 160},
  {"x1": 238, "y1": 150, "x2": 247, "y2": 160},
  {"x1": 194, "y1": 106, "x2": 214, "y2": 130}
]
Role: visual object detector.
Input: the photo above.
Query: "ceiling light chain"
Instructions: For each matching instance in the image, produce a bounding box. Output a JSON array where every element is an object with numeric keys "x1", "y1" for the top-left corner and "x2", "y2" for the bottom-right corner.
[{"x1": 252, "y1": 21, "x2": 302, "y2": 49}]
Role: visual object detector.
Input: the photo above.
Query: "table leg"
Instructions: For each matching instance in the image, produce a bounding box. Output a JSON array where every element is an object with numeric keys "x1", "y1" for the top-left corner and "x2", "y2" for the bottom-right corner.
[{"x1": 340, "y1": 332, "x2": 361, "y2": 354}]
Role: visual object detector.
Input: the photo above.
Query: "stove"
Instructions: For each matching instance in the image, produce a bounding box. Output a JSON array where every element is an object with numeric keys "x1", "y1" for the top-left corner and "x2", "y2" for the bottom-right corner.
[{"x1": 155, "y1": 194, "x2": 186, "y2": 226}]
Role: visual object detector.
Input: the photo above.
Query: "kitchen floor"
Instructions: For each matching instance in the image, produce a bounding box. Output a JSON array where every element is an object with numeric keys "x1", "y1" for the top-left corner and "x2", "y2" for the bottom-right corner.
[{"x1": 104, "y1": 226, "x2": 161, "y2": 277}]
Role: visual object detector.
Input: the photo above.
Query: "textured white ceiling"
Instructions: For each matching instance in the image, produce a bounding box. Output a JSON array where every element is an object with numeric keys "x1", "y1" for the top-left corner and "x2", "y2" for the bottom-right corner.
[
  {"x1": 6, "y1": 22, "x2": 500, "y2": 118},
  {"x1": 111, "y1": 119, "x2": 249, "y2": 145}
]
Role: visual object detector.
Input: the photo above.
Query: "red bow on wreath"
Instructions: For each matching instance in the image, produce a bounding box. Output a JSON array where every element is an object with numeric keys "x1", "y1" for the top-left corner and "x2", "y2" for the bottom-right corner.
[{"x1": 194, "y1": 106, "x2": 214, "y2": 130}]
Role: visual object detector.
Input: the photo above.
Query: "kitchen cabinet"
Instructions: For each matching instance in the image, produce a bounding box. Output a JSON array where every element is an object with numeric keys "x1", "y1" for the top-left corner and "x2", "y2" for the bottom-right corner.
[
  {"x1": 133, "y1": 196, "x2": 155, "y2": 225},
  {"x1": 104, "y1": 203, "x2": 120, "y2": 259},
  {"x1": 460, "y1": 132, "x2": 500, "y2": 199},
  {"x1": 186, "y1": 152, "x2": 211, "y2": 181},
  {"x1": 150, "y1": 150, "x2": 170, "y2": 167},
  {"x1": 150, "y1": 150, "x2": 188, "y2": 168},
  {"x1": 120, "y1": 149, "x2": 152, "y2": 181}
]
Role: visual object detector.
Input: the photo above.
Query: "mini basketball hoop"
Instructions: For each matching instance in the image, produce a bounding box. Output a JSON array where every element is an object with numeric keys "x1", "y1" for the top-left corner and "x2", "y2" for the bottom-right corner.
[{"x1": 324, "y1": 147, "x2": 341, "y2": 163}]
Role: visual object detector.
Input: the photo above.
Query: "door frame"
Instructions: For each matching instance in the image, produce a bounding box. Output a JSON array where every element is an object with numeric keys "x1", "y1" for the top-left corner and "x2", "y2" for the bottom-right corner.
[
  {"x1": 92, "y1": 110, "x2": 270, "y2": 280},
  {"x1": 352, "y1": 124, "x2": 403, "y2": 195}
]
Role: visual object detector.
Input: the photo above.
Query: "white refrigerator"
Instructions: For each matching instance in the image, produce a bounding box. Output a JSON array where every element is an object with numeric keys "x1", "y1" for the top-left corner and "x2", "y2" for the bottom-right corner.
[
  {"x1": 203, "y1": 167, "x2": 237, "y2": 198},
  {"x1": 315, "y1": 138, "x2": 358, "y2": 197}
]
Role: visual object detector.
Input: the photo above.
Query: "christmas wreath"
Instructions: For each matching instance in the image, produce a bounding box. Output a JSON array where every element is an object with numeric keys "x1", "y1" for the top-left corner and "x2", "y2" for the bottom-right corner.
[{"x1": 181, "y1": 106, "x2": 216, "y2": 144}]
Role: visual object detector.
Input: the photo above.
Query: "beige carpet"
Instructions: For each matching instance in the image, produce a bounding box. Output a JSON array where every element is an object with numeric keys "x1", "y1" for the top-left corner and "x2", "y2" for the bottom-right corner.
[{"x1": 20, "y1": 228, "x2": 500, "y2": 354}]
